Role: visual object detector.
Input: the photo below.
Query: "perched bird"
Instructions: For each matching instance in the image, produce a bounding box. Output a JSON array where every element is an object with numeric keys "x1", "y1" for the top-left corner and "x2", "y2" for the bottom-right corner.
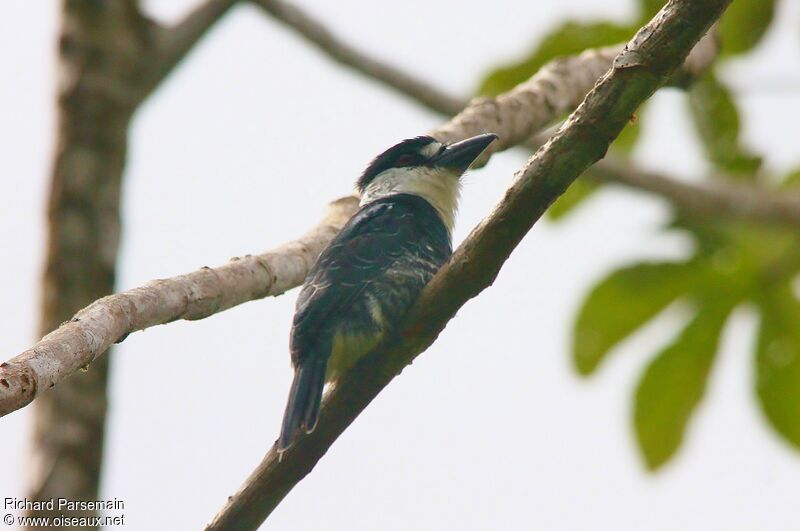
[{"x1": 277, "y1": 132, "x2": 498, "y2": 451}]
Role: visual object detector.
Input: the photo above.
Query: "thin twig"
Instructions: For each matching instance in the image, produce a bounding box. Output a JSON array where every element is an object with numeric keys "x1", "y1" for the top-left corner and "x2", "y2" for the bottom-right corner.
[
  {"x1": 249, "y1": 0, "x2": 464, "y2": 115},
  {"x1": 205, "y1": 0, "x2": 733, "y2": 528}
]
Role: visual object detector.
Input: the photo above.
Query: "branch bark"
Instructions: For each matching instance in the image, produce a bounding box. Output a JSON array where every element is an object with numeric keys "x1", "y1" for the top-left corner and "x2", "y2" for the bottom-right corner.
[
  {"x1": 205, "y1": 0, "x2": 732, "y2": 528},
  {"x1": 592, "y1": 158, "x2": 800, "y2": 227},
  {"x1": 2, "y1": 197, "x2": 357, "y2": 418},
  {"x1": 138, "y1": 0, "x2": 240, "y2": 102},
  {"x1": 26, "y1": 0, "x2": 238, "y2": 525}
]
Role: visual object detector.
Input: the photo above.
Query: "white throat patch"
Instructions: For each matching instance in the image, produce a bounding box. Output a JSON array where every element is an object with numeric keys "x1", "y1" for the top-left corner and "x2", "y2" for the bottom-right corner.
[{"x1": 359, "y1": 166, "x2": 461, "y2": 232}]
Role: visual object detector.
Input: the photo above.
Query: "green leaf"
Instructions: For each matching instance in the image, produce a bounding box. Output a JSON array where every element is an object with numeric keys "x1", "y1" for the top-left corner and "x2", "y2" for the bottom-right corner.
[
  {"x1": 755, "y1": 286, "x2": 800, "y2": 448},
  {"x1": 547, "y1": 176, "x2": 599, "y2": 220},
  {"x1": 719, "y1": 0, "x2": 777, "y2": 56},
  {"x1": 782, "y1": 168, "x2": 800, "y2": 189},
  {"x1": 671, "y1": 217, "x2": 798, "y2": 288},
  {"x1": 634, "y1": 301, "x2": 732, "y2": 469},
  {"x1": 478, "y1": 22, "x2": 633, "y2": 96},
  {"x1": 574, "y1": 262, "x2": 696, "y2": 375},
  {"x1": 687, "y1": 72, "x2": 762, "y2": 177}
]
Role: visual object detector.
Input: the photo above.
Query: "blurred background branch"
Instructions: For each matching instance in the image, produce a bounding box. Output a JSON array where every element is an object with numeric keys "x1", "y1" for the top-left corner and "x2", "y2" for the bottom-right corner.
[
  {"x1": 139, "y1": 0, "x2": 240, "y2": 101},
  {"x1": 27, "y1": 0, "x2": 238, "y2": 526},
  {"x1": 248, "y1": 0, "x2": 465, "y2": 115},
  {"x1": 590, "y1": 158, "x2": 800, "y2": 227}
]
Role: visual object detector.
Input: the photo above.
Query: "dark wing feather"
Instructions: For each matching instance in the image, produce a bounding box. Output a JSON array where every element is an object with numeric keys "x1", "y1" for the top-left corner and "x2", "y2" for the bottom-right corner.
[
  {"x1": 279, "y1": 194, "x2": 451, "y2": 450},
  {"x1": 292, "y1": 201, "x2": 402, "y2": 360},
  {"x1": 290, "y1": 195, "x2": 450, "y2": 366}
]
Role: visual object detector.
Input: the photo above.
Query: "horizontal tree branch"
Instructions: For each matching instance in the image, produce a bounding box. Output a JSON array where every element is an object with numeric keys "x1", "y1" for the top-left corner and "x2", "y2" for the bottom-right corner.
[
  {"x1": 0, "y1": 197, "x2": 357, "y2": 417},
  {"x1": 592, "y1": 158, "x2": 800, "y2": 227},
  {"x1": 205, "y1": 0, "x2": 732, "y2": 528}
]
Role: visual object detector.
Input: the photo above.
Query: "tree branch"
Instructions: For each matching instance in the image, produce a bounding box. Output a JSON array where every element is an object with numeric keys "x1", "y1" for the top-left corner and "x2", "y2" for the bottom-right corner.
[
  {"x1": 592, "y1": 159, "x2": 800, "y2": 227},
  {"x1": 205, "y1": 0, "x2": 732, "y2": 529},
  {"x1": 248, "y1": 0, "x2": 464, "y2": 115},
  {"x1": 137, "y1": 0, "x2": 241, "y2": 102},
  {"x1": 0, "y1": 197, "x2": 357, "y2": 418},
  {"x1": 430, "y1": 35, "x2": 714, "y2": 168}
]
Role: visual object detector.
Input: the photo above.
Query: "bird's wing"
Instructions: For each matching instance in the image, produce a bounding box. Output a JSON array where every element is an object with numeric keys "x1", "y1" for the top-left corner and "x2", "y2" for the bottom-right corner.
[
  {"x1": 290, "y1": 198, "x2": 424, "y2": 363},
  {"x1": 279, "y1": 195, "x2": 450, "y2": 450}
]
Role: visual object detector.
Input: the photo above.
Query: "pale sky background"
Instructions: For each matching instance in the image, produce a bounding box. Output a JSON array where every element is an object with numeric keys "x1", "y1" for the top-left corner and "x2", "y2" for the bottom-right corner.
[{"x1": 2, "y1": 1, "x2": 800, "y2": 530}]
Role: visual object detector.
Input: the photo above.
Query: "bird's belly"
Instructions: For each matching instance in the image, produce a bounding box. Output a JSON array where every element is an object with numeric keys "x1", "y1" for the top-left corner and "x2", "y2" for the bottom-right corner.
[
  {"x1": 326, "y1": 329, "x2": 384, "y2": 382},
  {"x1": 320, "y1": 269, "x2": 437, "y2": 382}
]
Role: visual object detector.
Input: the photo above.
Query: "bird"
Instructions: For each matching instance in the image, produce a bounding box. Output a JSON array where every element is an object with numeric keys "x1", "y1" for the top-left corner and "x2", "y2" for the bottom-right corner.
[{"x1": 277, "y1": 132, "x2": 498, "y2": 452}]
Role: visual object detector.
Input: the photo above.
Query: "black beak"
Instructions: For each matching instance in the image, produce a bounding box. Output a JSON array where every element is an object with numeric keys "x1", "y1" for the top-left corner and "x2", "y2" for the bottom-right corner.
[{"x1": 433, "y1": 133, "x2": 498, "y2": 172}]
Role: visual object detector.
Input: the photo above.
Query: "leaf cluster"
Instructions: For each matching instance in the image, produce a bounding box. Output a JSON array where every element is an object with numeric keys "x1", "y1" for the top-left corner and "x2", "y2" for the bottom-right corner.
[{"x1": 479, "y1": 0, "x2": 796, "y2": 469}]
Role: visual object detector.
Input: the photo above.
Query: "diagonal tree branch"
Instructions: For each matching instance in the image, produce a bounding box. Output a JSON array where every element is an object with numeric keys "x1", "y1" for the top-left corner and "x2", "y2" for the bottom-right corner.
[
  {"x1": 137, "y1": 0, "x2": 241, "y2": 102},
  {"x1": 248, "y1": 0, "x2": 464, "y2": 115},
  {"x1": 205, "y1": 0, "x2": 733, "y2": 528}
]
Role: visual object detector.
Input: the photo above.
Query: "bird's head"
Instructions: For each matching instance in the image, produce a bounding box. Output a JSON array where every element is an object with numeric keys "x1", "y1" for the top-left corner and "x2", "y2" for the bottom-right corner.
[{"x1": 356, "y1": 133, "x2": 498, "y2": 231}]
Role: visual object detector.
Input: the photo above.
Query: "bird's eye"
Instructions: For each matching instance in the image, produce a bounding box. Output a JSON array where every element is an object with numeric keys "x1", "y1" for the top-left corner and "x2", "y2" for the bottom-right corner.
[{"x1": 395, "y1": 154, "x2": 418, "y2": 167}]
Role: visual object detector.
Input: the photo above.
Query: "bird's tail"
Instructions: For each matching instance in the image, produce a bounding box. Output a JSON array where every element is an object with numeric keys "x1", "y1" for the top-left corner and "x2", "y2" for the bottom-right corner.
[{"x1": 277, "y1": 357, "x2": 327, "y2": 452}]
